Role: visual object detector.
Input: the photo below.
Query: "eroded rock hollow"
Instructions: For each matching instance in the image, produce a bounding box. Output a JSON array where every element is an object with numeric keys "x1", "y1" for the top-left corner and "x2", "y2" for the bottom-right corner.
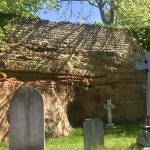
[{"x1": 0, "y1": 17, "x2": 146, "y2": 140}]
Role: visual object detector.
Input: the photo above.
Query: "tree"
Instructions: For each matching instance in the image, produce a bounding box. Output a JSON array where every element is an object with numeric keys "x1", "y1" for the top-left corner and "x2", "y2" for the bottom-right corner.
[
  {"x1": 55, "y1": 0, "x2": 150, "y2": 27},
  {"x1": 116, "y1": 0, "x2": 150, "y2": 27},
  {"x1": 57, "y1": 0, "x2": 118, "y2": 25},
  {"x1": 115, "y1": 0, "x2": 150, "y2": 50},
  {"x1": 82, "y1": 0, "x2": 119, "y2": 25},
  {"x1": 1, "y1": 0, "x2": 150, "y2": 27},
  {"x1": 0, "y1": 0, "x2": 58, "y2": 50},
  {"x1": 0, "y1": 0, "x2": 59, "y2": 16},
  {"x1": 54, "y1": 0, "x2": 150, "y2": 50},
  {"x1": 0, "y1": 0, "x2": 150, "y2": 49}
]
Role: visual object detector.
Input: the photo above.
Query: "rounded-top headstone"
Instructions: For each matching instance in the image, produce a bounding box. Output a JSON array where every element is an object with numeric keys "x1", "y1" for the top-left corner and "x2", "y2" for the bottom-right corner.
[{"x1": 9, "y1": 86, "x2": 44, "y2": 150}]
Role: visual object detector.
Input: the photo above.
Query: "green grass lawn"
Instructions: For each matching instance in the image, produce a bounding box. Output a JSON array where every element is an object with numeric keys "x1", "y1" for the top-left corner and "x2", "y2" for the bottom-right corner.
[{"x1": 0, "y1": 122, "x2": 142, "y2": 150}]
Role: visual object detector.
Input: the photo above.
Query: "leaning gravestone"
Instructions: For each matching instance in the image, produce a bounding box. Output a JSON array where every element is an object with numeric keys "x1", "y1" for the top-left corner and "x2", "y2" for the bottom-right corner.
[{"x1": 9, "y1": 86, "x2": 44, "y2": 150}]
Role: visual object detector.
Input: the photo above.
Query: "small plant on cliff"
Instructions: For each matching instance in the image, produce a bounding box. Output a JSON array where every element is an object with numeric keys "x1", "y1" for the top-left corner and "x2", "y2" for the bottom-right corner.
[
  {"x1": 128, "y1": 27, "x2": 150, "y2": 51},
  {"x1": 0, "y1": 0, "x2": 59, "y2": 50},
  {"x1": 114, "y1": 0, "x2": 150, "y2": 51},
  {"x1": 0, "y1": 12, "x2": 15, "y2": 51}
]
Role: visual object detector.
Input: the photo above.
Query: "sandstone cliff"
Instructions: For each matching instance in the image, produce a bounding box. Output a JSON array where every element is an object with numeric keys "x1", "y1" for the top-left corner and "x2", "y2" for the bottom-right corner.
[{"x1": 0, "y1": 17, "x2": 146, "y2": 140}]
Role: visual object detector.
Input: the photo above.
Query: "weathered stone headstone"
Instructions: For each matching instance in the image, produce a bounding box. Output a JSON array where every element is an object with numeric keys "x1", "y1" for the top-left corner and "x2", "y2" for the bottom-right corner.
[
  {"x1": 83, "y1": 119, "x2": 104, "y2": 150},
  {"x1": 104, "y1": 100, "x2": 115, "y2": 128},
  {"x1": 9, "y1": 86, "x2": 44, "y2": 150},
  {"x1": 135, "y1": 52, "x2": 150, "y2": 148}
]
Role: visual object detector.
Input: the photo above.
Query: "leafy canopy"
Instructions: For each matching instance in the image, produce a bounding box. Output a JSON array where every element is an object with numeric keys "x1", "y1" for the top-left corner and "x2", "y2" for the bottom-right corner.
[
  {"x1": 0, "y1": 0, "x2": 58, "y2": 16},
  {"x1": 116, "y1": 0, "x2": 150, "y2": 27}
]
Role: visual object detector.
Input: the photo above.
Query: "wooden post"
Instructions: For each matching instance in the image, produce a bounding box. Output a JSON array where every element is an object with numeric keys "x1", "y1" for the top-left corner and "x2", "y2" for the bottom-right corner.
[
  {"x1": 135, "y1": 52, "x2": 150, "y2": 116},
  {"x1": 83, "y1": 119, "x2": 104, "y2": 150},
  {"x1": 135, "y1": 52, "x2": 150, "y2": 148},
  {"x1": 9, "y1": 86, "x2": 45, "y2": 150}
]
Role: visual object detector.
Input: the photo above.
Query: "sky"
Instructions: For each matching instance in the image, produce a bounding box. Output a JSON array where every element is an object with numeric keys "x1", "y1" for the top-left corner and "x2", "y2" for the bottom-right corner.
[{"x1": 37, "y1": 1, "x2": 102, "y2": 24}]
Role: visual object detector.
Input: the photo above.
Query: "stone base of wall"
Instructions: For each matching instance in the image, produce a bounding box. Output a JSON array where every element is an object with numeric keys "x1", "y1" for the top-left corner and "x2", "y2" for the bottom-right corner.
[{"x1": 0, "y1": 66, "x2": 147, "y2": 141}]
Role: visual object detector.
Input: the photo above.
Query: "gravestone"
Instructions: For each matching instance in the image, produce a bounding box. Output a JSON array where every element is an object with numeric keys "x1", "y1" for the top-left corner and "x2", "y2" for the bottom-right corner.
[
  {"x1": 9, "y1": 86, "x2": 44, "y2": 150},
  {"x1": 135, "y1": 52, "x2": 150, "y2": 148},
  {"x1": 104, "y1": 100, "x2": 115, "y2": 129},
  {"x1": 83, "y1": 119, "x2": 104, "y2": 150}
]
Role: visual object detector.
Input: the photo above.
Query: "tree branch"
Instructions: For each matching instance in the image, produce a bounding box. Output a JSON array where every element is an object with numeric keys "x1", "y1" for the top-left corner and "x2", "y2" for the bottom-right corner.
[
  {"x1": 95, "y1": 0, "x2": 115, "y2": 25},
  {"x1": 56, "y1": 0, "x2": 115, "y2": 25}
]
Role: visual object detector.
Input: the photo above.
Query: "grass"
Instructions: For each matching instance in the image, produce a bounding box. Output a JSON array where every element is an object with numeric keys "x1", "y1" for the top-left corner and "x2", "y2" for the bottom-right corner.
[
  {"x1": 0, "y1": 122, "x2": 142, "y2": 150},
  {"x1": 46, "y1": 128, "x2": 84, "y2": 150}
]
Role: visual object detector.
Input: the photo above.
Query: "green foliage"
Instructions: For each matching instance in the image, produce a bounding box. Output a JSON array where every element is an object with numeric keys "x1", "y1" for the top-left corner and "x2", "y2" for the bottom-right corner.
[
  {"x1": 114, "y1": 0, "x2": 150, "y2": 51},
  {"x1": 46, "y1": 128, "x2": 84, "y2": 150},
  {"x1": 85, "y1": 0, "x2": 150, "y2": 51},
  {"x1": 128, "y1": 27, "x2": 150, "y2": 50},
  {"x1": 0, "y1": 0, "x2": 150, "y2": 51},
  {"x1": 0, "y1": 0, "x2": 58, "y2": 16},
  {"x1": 116, "y1": 0, "x2": 150, "y2": 28},
  {"x1": 0, "y1": 0, "x2": 59, "y2": 50},
  {"x1": 0, "y1": 12, "x2": 15, "y2": 51}
]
